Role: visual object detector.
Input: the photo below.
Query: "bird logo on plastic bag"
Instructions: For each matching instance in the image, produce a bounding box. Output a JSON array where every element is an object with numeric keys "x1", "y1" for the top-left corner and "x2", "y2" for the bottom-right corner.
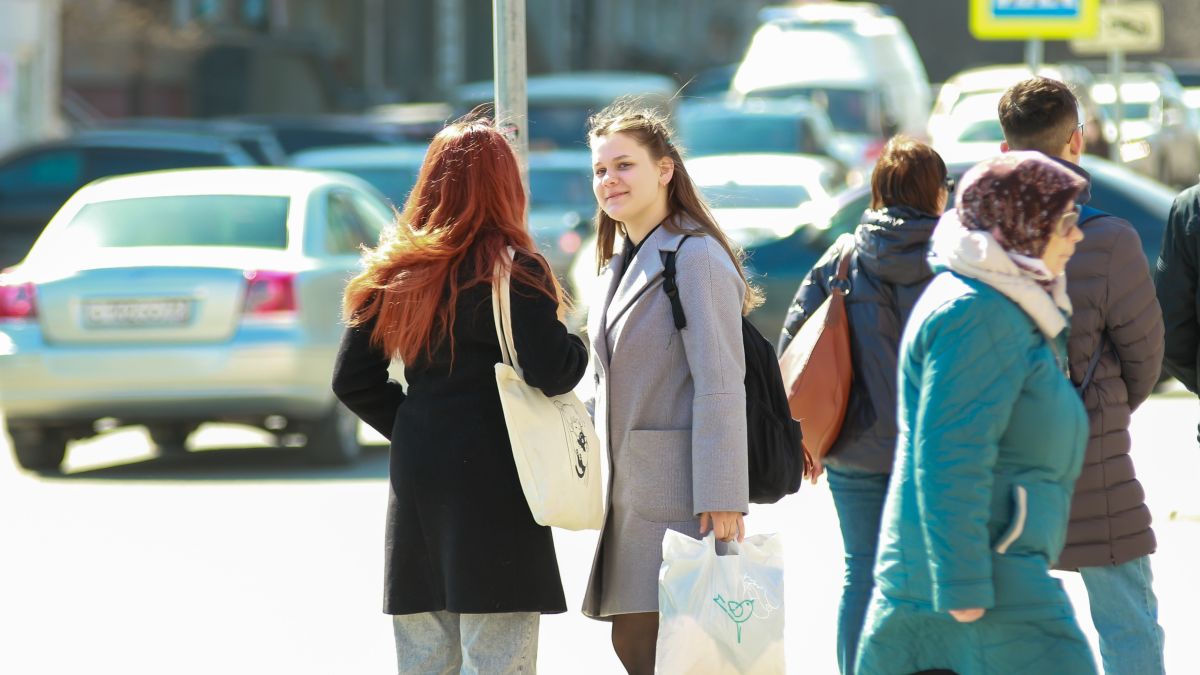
[{"x1": 713, "y1": 575, "x2": 780, "y2": 644}]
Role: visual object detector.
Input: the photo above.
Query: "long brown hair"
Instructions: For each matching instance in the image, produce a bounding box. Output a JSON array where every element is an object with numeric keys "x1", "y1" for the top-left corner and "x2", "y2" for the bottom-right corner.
[
  {"x1": 587, "y1": 102, "x2": 763, "y2": 314},
  {"x1": 342, "y1": 118, "x2": 564, "y2": 364}
]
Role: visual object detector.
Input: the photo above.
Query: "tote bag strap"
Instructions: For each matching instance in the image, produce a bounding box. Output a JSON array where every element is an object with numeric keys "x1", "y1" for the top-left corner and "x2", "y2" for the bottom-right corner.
[{"x1": 491, "y1": 246, "x2": 523, "y2": 377}]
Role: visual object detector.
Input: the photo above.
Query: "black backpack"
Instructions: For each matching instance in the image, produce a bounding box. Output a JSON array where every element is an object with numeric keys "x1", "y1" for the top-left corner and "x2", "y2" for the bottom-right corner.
[{"x1": 663, "y1": 240, "x2": 806, "y2": 504}]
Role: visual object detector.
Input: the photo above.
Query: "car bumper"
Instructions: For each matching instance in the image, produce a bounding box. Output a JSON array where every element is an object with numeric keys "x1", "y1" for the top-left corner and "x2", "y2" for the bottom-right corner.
[{"x1": 0, "y1": 320, "x2": 337, "y2": 423}]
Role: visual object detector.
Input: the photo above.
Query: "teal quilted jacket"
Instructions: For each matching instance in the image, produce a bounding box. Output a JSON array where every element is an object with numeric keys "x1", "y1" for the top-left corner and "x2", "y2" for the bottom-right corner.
[
  {"x1": 856, "y1": 269, "x2": 1096, "y2": 674},
  {"x1": 875, "y1": 269, "x2": 1089, "y2": 617}
]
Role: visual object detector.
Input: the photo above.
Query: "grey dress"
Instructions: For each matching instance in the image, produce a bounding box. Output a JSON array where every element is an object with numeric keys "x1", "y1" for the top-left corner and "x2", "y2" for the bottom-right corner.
[{"x1": 582, "y1": 223, "x2": 749, "y2": 618}]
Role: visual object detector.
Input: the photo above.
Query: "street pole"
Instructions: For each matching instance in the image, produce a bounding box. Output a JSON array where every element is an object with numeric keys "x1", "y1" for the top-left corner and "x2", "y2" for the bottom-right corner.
[
  {"x1": 1025, "y1": 37, "x2": 1044, "y2": 73},
  {"x1": 437, "y1": 0, "x2": 464, "y2": 103},
  {"x1": 1109, "y1": 47, "x2": 1125, "y2": 163},
  {"x1": 1105, "y1": 0, "x2": 1124, "y2": 163},
  {"x1": 494, "y1": 0, "x2": 529, "y2": 200},
  {"x1": 364, "y1": 0, "x2": 385, "y2": 96}
]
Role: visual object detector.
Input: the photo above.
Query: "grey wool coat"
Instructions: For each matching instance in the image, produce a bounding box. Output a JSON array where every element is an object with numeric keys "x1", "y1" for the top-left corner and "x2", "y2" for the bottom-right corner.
[
  {"x1": 581, "y1": 223, "x2": 749, "y2": 619},
  {"x1": 1058, "y1": 165, "x2": 1164, "y2": 570}
]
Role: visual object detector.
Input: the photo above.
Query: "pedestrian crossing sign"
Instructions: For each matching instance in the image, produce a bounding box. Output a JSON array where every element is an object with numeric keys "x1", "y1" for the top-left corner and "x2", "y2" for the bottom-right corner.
[{"x1": 970, "y1": 0, "x2": 1100, "y2": 40}]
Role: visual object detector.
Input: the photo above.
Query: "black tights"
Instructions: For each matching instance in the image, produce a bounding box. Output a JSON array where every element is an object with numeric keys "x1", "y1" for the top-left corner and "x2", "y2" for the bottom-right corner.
[{"x1": 611, "y1": 612, "x2": 659, "y2": 675}]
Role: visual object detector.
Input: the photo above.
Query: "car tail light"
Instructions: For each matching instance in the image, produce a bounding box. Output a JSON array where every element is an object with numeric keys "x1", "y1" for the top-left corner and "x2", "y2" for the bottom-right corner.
[
  {"x1": 558, "y1": 230, "x2": 582, "y2": 255},
  {"x1": 0, "y1": 277, "x2": 37, "y2": 320},
  {"x1": 243, "y1": 270, "x2": 297, "y2": 314},
  {"x1": 863, "y1": 139, "x2": 886, "y2": 164}
]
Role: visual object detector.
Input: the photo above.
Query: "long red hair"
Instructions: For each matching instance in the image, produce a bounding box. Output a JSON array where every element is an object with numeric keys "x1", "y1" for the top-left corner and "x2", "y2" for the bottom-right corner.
[{"x1": 342, "y1": 118, "x2": 564, "y2": 364}]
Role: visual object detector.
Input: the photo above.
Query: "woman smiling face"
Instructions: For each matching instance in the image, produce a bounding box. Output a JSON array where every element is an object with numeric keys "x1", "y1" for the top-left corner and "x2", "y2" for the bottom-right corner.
[{"x1": 590, "y1": 131, "x2": 673, "y2": 237}]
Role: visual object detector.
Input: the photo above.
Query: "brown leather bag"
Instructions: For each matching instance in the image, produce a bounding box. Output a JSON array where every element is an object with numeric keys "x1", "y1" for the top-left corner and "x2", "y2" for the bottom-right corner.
[{"x1": 778, "y1": 239, "x2": 854, "y2": 474}]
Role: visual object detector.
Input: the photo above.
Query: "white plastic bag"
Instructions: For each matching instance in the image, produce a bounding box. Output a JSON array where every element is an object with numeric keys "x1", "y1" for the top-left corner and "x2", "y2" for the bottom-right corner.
[{"x1": 656, "y1": 530, "x2": 786, "y2": 675}]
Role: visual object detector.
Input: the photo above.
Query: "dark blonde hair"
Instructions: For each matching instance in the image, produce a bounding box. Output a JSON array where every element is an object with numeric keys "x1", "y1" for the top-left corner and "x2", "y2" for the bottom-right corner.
[
  {"x1": 586, "y1": 101, "x2": 762, "y2": 314},
  {"x1": 869, "y1": 135, "x2": 948, "y2": 214}
]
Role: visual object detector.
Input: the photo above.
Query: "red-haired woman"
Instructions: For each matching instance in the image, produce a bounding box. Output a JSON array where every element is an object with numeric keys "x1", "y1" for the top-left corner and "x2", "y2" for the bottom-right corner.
[{"x1": 332, "y1": 119, "x2": 588, "y2": 672}]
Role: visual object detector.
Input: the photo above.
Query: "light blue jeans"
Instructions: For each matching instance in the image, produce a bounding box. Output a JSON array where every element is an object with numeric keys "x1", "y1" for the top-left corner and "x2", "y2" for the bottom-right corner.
[
  {"x1": 1079, "y1": 555, "x2": 1166, "y2": 675},
  {"x1": 827, "y1": 466, "x2": 890, "y2": 675},
  {"x1": 392, "y1": 610, "x2": 539, "y2": 674}
]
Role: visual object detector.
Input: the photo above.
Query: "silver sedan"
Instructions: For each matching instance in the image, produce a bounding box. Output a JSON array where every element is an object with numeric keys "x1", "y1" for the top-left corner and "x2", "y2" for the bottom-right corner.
[{"x1": 0, "y1": 167, "x2": 394, "y2": 471}]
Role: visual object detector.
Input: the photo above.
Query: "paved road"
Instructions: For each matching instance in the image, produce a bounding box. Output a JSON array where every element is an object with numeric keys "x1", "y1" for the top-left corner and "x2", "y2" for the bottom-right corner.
[{"x1": 1, "y1": 396, "x2": 1197, "y2": 674}]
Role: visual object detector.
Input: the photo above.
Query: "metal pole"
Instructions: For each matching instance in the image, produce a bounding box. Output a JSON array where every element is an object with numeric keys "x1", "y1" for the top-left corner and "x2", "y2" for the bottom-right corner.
[
  {"x1": 364, "y1": 0, "x2": 385, "y2": 95},
  {"x1": 1025, "y1": 38, "x2": 1044, "y2": 73},
  {"x1": 494, "y1": 0, "x2": 530, "y2": 201},
  {"x1": 437, "y1": 0, "x2": 465, "y2": 102},
  {"x1": 1109, "y1": 47, "x2": 1125, "y2": 163}
]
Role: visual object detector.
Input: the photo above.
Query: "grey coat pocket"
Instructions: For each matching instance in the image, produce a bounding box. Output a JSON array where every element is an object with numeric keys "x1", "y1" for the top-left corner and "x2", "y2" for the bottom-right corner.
[{"x1": 626, "y1": 429, "x2": 693, "y2": 522}]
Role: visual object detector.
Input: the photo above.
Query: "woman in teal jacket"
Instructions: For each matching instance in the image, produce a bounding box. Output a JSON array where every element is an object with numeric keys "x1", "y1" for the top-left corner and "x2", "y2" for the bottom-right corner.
[{"x1": 855, "y1": 152, "x2": 1097, "y2": 675}]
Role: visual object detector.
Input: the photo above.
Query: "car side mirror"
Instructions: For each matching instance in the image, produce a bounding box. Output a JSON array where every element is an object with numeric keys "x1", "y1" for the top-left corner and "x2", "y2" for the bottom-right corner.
[{"x1": 881, "y1": 116, "x2": 900, "y2": 139}]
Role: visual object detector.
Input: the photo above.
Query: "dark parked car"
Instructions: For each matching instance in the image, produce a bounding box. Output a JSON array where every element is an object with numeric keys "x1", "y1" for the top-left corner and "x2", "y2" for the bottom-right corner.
[
  {"x1": 98, "y1": 117, "x2": 289, "y2": 166},
  {"x1": 224, "y1": 115, "x2": 420, "y2": 156},
  {"x1": 0, "y1": 130, "x2": 255, "y2": 267},
  {"x1": 747, "y1": 153, "x2": 1176, "y2": 336}
]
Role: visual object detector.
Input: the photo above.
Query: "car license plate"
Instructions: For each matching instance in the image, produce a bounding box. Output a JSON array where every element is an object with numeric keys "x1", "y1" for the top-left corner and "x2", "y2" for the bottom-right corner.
[{"x1": 83, "y1": 299, "x2": 192, "y2": 327}]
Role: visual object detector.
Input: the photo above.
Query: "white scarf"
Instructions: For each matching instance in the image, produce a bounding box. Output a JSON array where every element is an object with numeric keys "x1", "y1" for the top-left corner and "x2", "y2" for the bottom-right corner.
[{"x1": 930, "y1": 210, "x2": 1071, "y2": 339}]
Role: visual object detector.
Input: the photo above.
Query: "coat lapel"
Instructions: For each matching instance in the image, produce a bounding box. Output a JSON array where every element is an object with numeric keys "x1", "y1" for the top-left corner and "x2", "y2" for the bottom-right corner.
[
  {"x1": 589, "y1": 249, "x2": 623, "y2": 372},
  {"x1": 604, "y1": 227, "x2": 690, "y2": 345}
]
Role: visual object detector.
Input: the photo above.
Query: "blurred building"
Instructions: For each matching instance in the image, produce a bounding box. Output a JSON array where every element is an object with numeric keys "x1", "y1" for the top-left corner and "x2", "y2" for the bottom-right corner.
[
  {"x1": 58, "y1": 0, "x2": 774, "y2": 123},
  {"x1": 52, "y1": 0, "x2": 1200, "y2": 128},
  {"x1": 0, "y1": 0, "x2": 63, "y2": 155}
]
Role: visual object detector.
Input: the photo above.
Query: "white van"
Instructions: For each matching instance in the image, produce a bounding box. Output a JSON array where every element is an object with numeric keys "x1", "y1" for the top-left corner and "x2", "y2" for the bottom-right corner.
[{"x1": 731, "y1": 3, "x2": 931, "y2": 167}]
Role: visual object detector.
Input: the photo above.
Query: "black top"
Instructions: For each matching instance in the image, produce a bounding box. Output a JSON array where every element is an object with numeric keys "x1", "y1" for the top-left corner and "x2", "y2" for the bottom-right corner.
[
  {"x1": 619, "y1": 222, "x2": 664, "y2": 280},
  {"x1": 332, "y1": 250, "x2": 588, "y2": 615}
]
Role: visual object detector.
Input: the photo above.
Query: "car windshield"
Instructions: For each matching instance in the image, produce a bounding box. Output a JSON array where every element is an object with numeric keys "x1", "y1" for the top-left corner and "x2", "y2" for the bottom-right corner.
[
  {"x1": 529, "y1": 167, "x2": 593, "y2": 209},
  {"x1": 747, "y1": 87, "x2": 877, "y2": 134},
  {"x1": 527, "y1": 106, "x2": 594, "y2": 150},
  {"x1": 956, "y1": 118, "x2": 1005, "y2": 142},
  {"x1": 702, "y1": 183, "x2": 812, "y2": 209},
  {"x1": 1101, "y1": 102, "x2": 1154, "y2": 121},
  {"x1": 62, "y1": 195, "x2": 290, "y2": 249},
  {"x1": 329, "y1": 166, "x2": 420, "y2": 206},
  {"x1": 679, "y1": 114, "x2": 818, "y2": 156}
]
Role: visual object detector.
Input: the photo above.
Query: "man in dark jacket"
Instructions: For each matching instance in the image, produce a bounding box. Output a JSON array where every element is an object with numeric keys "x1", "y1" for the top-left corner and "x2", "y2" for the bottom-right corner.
[
  {"x1": 1000, "y1": 77, "x2": 1166, "y2": 675},
  {"x1": 1157, "y1": 183, "x2": 1200, "y2": 399}
]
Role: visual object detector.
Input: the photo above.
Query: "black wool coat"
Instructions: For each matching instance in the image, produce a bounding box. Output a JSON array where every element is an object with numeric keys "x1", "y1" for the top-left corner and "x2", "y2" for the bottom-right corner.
[{"x1": 332, "y1": 251, "x2": 588, "y2": 615}]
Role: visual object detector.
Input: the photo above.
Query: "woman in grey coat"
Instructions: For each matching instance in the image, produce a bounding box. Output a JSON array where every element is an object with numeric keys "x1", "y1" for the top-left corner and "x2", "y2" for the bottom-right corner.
[
  {"x1": 581, "y1": 103, "x2": 760, "y2": 674},
  {"x1": 777, "y1": 137, "x2": 949, "y2": 675}
]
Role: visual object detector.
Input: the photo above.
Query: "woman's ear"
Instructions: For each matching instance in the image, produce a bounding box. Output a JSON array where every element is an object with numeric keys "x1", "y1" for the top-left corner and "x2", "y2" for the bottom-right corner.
[{"x1": 659, "y1": 157, "x2": 675, "y2": 186}]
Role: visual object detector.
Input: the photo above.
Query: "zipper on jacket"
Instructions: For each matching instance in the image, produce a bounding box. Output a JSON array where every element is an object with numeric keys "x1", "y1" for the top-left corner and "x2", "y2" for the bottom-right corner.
[{"x1": 994, "y1": 485, "x2": 1028, "y2": 555}]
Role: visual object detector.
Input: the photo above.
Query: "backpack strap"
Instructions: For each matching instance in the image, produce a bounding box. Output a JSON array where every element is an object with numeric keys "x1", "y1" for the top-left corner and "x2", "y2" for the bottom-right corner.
[
  {"x1": 830, "y1": 236, "x2": 854, "y2": 296},
  {"x1": 662, "y1": 236, "x2": 693, "y2": 330},
  {"x1": 1072, "y1": 205, "x2": 1112, "y2": 396},
  {"x1": 1079, "y1": 205, "x2": 1109, "y2": 226},
  {"x1": 1075, "y1": 332, "x2": 1109, "y2": 396}
]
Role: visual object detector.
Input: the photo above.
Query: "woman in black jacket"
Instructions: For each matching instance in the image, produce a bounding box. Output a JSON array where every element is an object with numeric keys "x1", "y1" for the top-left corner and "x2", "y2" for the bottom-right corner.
[
  {"x1": 332, "y1": 119, "x2": 588, "y2": 672},
  {"x1": 777, "y1": 136, "x2": 949, "y2": 675}
]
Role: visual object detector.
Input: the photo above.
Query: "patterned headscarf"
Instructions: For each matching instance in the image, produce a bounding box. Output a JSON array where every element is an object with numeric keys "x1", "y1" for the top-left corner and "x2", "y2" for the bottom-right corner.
[{"x1": 956, "y1": 152, "x2": 1087, "y2": 258}]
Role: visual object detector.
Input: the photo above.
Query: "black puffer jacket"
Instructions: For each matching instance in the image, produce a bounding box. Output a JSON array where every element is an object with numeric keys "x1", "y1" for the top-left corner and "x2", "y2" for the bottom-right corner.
[{"x1": 778, "y1": 206, "x2": 936, "y2": 474}]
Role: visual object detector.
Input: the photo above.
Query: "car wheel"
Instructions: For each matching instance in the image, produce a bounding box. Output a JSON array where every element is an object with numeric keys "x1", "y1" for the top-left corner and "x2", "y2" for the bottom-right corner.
[
  {"x1": 148, "y1": 424, "x2": 197, "y2": 455},
  {"x1": 301, "y1": 403, "x2": 361, "y2": 465},
  {"x1": 8, "y1": 427, "x2": 68, "y2": 472}
]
